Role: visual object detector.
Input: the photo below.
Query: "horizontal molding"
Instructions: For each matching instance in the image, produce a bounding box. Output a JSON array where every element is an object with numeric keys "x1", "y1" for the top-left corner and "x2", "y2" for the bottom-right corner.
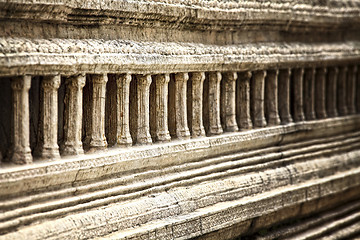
[
  {"x1": 0, "y1": 39, "x2": 359, "y2": 76},
  {"x1": 0, "y1": 0, "x2": 359, "y2": 32}
]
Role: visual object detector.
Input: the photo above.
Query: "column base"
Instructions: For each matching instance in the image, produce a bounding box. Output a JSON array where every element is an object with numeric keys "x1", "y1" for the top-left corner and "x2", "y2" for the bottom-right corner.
[
  {"x1": 225, "y1": 124, "x2": 239, "y2": 132},
  {"x1": 62, "y1": 144, "x2": 84, "y2": 156},
  {"x1": 89, "y1": 138, "x2": 108, "y2": 151},
  {"x1": 316, "y1": 112, "x2": 327, "y2": 119},
  {"x1": 209, "y1": 125, "x2": 223, "y2": 135},
  {"x1": 239, "y1": 119, "x2": 253, "y2": 130},
  {"x1": 191, "y1": 127, "x2": 206, "y2": 138},
  {"x1": 156, "y1": 132, "x2": 171, "y2": 143},
  {"x1": 176, "y1": 128, "x2": 191, "y2": 140},
  {"x1": 136, "y1": 135, "x2": 153, "y2": 145},
  {"x1": 117, "y1": 135, "x2": 133, "y2": 147},
  {"x1": 281, "y1": 116, "x2": 293, "y2": 125},
  {"x1": 10, "y1": 148, "x2": 33, "y2": 164},
  {"x1": 254, "y1": 118, "x2": 267, "y2": 128},
  {"x1": 327, "y1": 110, "x2": 338, "y2": 118},
  {"x1": 267, "y1": 116, "x2": 281, "y2": 126},
  {"x1": 41, "y1": 147, "x2": 61, "y2": 159},
  {"x1": 306, "y1": 112, "x2": 316, "y2": 121},
  {"x1": 293, "y1": 113, "x2": 305, "y2": 122}
]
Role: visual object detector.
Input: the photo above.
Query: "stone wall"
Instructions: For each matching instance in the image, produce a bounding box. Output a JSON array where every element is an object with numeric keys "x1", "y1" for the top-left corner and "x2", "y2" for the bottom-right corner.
[{"x1": 0, "y1": 0, "x2": 360, "y2": 239}]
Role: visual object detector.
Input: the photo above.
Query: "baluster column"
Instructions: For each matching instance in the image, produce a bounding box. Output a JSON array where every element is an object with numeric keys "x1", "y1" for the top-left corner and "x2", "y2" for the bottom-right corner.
[
  {"x1": 174, "y1": 73, "x2": 191, "y2": 140},
  {"x1": 116, "y1": 74, "x2": 133, "y2": 146},
  {"x1": 304, "y1": 68, "x2": 316, "y2": 120},
  {"x1": 39, "y1": 75, "x2": 61, "y2": 159},
  {"x1": 338, "y1": 67, "x2": 348, "y2": 116},
  {"x1": 88, "y1": 74, "x2": 108, "y2": 150},
  {"x1": 265, "y1": 70, "x2": 281, "y2": 125},
  {"x1": 208, "y1": 72, "x2": 223, "y2": 135},
  {"x1": 251, "y1": 70, "x2": 267, "y2": 128},
  {"x1": 293, "y1": 68, "x2": 305, "y2": 122},
  {"x1": 222, "y1": 72, "x2": 238, "y2": 132},
  {"x1": 347, "y1": 66, "x2": 357, "y2": 114},
  {"x1": 154, "y1": 74, "x2": 171, "y2": 142},
  {"x1": 63, "y1": 74, "x2": 86, "y2": 155},
  {"x1": 315, "y1": 67, "x2": 327, "y2": 119},
  {"x1": 237, "y1": 71, "x2": 253, "y2": 130},
  {"x1": 10, "y1": 76, "x2": 32, "y2": 164},
  {"x1": 190, "y1": 72, "x2": 206, "y2": 138},
  {"x1": 136, "y1": 75, "x2": 153, "y2": 144},
  {"x1": 327, "y1": 67, "x2": 338, "y2": 117},
  {"x1": 278, "y1": 69, "x2": 293, "y2": 124}
]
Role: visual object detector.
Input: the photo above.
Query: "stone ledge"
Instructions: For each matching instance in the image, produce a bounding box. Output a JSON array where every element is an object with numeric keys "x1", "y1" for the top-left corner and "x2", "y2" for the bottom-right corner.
[{"x1": 0, "y1": 39, "x2": 359, "y2": 75}]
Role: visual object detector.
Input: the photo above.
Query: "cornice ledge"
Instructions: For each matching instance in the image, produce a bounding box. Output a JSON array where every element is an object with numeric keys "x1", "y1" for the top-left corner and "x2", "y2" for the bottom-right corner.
[{"x1": 0, "y1": 38, "x2": 359, "y2": 75}]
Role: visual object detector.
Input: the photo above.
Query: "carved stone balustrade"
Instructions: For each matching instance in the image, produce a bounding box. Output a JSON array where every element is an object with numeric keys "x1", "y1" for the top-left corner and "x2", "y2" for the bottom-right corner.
[{"x1": 0, "y1": 0, "x2": 360, "y2": 239}]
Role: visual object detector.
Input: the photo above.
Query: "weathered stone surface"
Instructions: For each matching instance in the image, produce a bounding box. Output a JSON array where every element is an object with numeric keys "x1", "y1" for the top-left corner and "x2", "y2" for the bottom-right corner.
[{"x1": 0, "y1": 0, "x2": 359, "y2": 239}]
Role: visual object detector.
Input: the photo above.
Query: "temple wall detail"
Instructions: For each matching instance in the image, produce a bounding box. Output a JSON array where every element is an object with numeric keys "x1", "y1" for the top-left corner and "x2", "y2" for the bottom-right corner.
[{"x1": 0, "y1": 0, "x2": 360, "y2": 239}]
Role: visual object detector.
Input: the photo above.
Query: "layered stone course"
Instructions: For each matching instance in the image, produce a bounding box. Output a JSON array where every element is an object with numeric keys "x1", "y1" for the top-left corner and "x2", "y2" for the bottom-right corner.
[{"x1": 0, "y1": 0, "x2": 360, "y2": 239}]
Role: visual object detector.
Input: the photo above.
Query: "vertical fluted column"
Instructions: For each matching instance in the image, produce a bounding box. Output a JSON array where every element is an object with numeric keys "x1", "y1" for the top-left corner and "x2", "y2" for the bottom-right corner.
[
  {"x1": 116, "y1": 74, "x2": 133, "y2": 146},
  {"x1": 338, "y1": 67, "x2": 348, "y2": 116},
  {"x1": 137, "y1": 75, "x2": 152, "y2": 144},
  {"x1": 327, "y1": 67, "x2": 338, "y2": 118},
  {"x1": 265, "y1": 70, "x2": 281, "y2": 125},
  {"x1": 278, "y1": 69, "x2": 293, "y2": 124},
  {"x1": 347, "y1": 66, "x2": 357, "y2": 115},
  {"x1": 39, "y1": 75, "x2": 61, "y2": 159},
  {"x1": 154, "y1": 74, "x2": 171, "y2": 142},
  {"x1": 237, "y1": 71, "x2": 253, "y2": 130},
  {"x1": 304, "y1": 68, "x2": 316, "y2": 120},
  {"x1": 63, "y1": 75, "x2": 86, "y2": 155},
  {"x1": 222, "y1": 72, "x2": 238, "y2": 132},
  {"x1": 251, "y1": 70, "x2": 267, "y2": 128},
  {"x1": 174, "y1": 73, "x2": 190, "y2": 140},
  {"x1": 10, "y1": 76, "x2": 32, "y2": 164},
  {"x1": 315, "y1": 67, "x2": 327, "y2": 119},
  {"x1": 357, "y1": 67, "x2": 360, "y2": 113},
  {"x1": 208, "y1": 72, "x2": 223, "y2": 135},
  {"x1": 89, "y1": 74, "x2": 108, "y2": 150},
  {"x1": 293, "y1": 68, "x2": 305, "y2": 122},
  {"x1": 190, "y1": 72, "x2": 206, "y2": 138}
]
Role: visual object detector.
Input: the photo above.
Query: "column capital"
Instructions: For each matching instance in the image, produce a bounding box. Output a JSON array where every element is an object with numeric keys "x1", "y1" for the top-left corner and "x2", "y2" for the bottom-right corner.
[
  {"x1": 92, "y1": 74, "x2": 108, "y2": 84},
  {"x1": 223, "y1": 72, "x2": 238, "y2": 82},
  {"x1": 238, "y1": 71, "x2": 252, "y2": 80},
  {"x1": 137, "y1": 74, "x2": 152, "y2": 87},
  {"x1": 190, "y1": 72, "x2": 205, "y2": 82},
  {"x1": 175, "y1": 72, "x2": 189, "y2": 82},
  {"x1": 42, "y1": 75, "x2": 61, "y2": 90},
  {"x1": 154, "y1": 74, "x2": 170, "y2": 85},
  {"x1": 66, "y1": 74, "x2": 86, "y2": 89},
  {"x1": 11, "y1": 75, "x2": 31, "y2": 91}
]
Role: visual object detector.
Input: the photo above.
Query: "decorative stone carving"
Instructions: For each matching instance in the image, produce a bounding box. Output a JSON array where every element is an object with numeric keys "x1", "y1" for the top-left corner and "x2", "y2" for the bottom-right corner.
[
  {"x1": 10, "y1": 76, "x2": 32, "y2": 164},
  {"x1": 116, "y1": 74, "x2": 133, "y2": 146},
  {"x1": 278, "y1": 69, "x2": 293, "y2": 124},
  {"x1": 174, "y1": 73, "x2": 191, "y2": 140},
  {"x1": 338, "y1": 67, "x2": 348, "y2": 116},
  {"x1": 326, "y1": 67, "x2": 338, "y2": 118},
  {"x1": 237, "y1": 71, "x2": 253, "y2": 130},
  {"x1": 315, "y1": 67, "x2": 327, "y2": 119},
  {"x1": 265, "y1": 70, "x2": 281, "y2": 126},
  {"x1": 136, "y1": 74, "x2": 153, "y2": 145},
  {"x1": 222, "y1": 72, "x2": 239, "y2": 132},
  {"x1": 293, "y1": 68, "x2": 305, "y2": 122},
  {"x1": 347, "y1": 66, "x2": 357, "y2": 115},
  {"x1": 154, "y1": 74, "x2": 171, "y2": 142},
  {"x1": 251, "y1": 70, "x2": 267, "y2": 128},
  {"x1": 87, "y1": 74, "x2": 108, "y2": 150},
  {"x1": 189, "y1": 72, "x2": 206, "y2": 138},
  {"x1": 63, "y1": 74, "x2": 86, "y2": 155},
  {"x1": 304, "y1": 68, "x2": 316, "y2": 120},
  {"x1": 208, "y1": 72, "x2": 223, "y2": 135}
]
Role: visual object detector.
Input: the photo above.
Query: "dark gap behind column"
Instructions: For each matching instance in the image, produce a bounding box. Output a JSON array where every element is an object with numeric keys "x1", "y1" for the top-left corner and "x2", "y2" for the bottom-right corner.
[
  {"x1": 129, "y1": 75, "x2": 138, "y2": 144},
  {"x1": 105, "y1": 75, "x2": 117, "y2": 147},
  {"x1": 58, "y1": 77, "x2": 65, "y2": 151},
  {"x1": 187, "y1": 76, "x2": 193, "y2": 136},
  {"x1": 0, "y1": 78, "x2": 12, "y2": 162},
  {"x1": 82, "y1": 75, "x2": 92, "y2": 151},
  {"x1": 220, "y1": 74, "x2": 226, "y2": 131},
  {"x1": 203, "y1": 73, "x2": 210, "y2": 135},
  {"x1": 168, "y1": 74, "x2": 176, "y2": 139},
  {"x1": 290, "y1": 70, "x2": 295, "y2": 119},
  {"x1": 149, "y1": 77, "x2": 157, "y2": 142},
  {"x1": 30, "y1": 76, "x2": 41, "y2": 158}
]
